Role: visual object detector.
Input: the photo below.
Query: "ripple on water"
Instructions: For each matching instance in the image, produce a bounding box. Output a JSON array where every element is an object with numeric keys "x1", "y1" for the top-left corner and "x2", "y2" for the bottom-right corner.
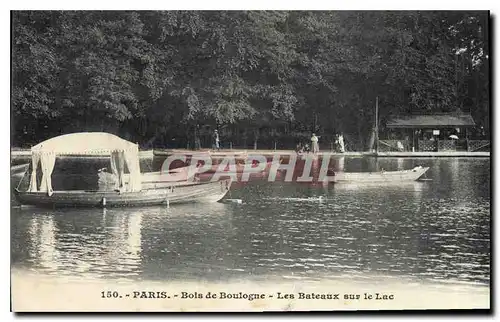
[{"x1": 10, "y1": 158, "x2": 491, "y2": 285}]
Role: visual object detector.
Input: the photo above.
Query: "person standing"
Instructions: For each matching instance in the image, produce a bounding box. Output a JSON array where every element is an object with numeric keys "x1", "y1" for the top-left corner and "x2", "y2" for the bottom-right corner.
[
  {"x1": 295, "y1": 142, "x2": 303, "y2": 155},
  {"x1": 213, "y1": 129, "x2": 220, "y2": 151},
  {"x1": 337, "y1": 134, "x2": 345, "y2": 153},
  {"x1": 311, "y1": 133, "x2": 320, "y2": 154},
  {"x1": 194, "y1": 124, "x2": 201, "y2": 150}
]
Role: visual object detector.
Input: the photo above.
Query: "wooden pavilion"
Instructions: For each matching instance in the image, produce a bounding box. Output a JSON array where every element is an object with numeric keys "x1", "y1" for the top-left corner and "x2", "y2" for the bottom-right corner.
[{"x1": 380, "y1": 112, "x2": 487, "y2": 152}]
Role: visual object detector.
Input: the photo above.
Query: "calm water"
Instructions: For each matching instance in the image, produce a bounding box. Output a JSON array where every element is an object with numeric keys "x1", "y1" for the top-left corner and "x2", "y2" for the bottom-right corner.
[{"x1": 11, "y1": 157, "x2": 490, "y2": 286}]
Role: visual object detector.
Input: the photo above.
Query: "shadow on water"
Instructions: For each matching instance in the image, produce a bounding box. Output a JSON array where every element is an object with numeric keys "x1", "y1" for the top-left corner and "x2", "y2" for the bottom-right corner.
[
  {"x1": 11, "y1": 203, "x2": 236, "y2": 281},
  {"x1": 11, "y1": 157, "x2": 490, "y2": 286}
]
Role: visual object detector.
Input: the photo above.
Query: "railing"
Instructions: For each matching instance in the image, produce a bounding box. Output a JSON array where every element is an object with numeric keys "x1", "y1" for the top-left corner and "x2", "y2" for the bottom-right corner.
[
  {"x1": 418, "y1": 140, "x2": 458, "y2": 152},
  {"x1": 378, "y1": 140, "x2": 410, "y2": 152},
  {"x1": 418, "y1": 140, "x2": 437, "y2": 152},
  {"x1": 416, "y1": 139, "x2": 490, "y2": 152},
  {"x1": 467, "y1": 140, "x2": 490, "y2": 152},
  {"x1": 437, "y1": 140, "x2": 456, "y2": 151}
]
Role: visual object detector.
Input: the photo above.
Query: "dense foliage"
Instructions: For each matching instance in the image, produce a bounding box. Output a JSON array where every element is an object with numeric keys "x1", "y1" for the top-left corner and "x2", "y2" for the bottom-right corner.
[{"x1": 12, "y1": 11, "x2": 489, "y2": 150}]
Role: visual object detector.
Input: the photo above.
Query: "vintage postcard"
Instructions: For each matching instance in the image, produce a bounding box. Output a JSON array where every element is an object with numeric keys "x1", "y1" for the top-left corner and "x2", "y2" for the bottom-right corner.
[{"x1": 10, "y1": 10, "x2": 491, "y2": 312}]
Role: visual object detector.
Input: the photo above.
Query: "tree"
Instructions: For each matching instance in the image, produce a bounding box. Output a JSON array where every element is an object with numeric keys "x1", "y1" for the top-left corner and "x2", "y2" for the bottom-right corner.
[{"x1": 11, "y1": 10, "x2": 490, "y2": 149}]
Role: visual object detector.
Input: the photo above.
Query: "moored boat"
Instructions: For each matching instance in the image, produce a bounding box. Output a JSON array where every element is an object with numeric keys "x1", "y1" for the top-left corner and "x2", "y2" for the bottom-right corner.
[
  {"x1": 97, "y1": 165, "x2": 196, "y2": 190},
  {"x1": 203, "y1": 160, "x2": 273, "y2": 174},
  {"x1": 11, "y1": 163, "x2": 29, "y2": 177},
  {"x1": 330, "y1": 166, "x2": 430, "y2": 183},
  {"x1": 14, "y1": 132, "x2": 232, "y2": 208},
  {"x1": 14, "y1": 179, "x2": 232, "y2": 208}
]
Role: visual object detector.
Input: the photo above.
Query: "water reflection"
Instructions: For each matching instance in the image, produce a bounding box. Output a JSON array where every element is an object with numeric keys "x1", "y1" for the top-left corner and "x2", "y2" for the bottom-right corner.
[
  {"x1": 127, "y1": 212, "x2": 142, "y2": 258},
  {"x1": 102, "y1": 210, "x2": 143, "y2": 277},
  {"x1": 11, "y1": 157, "x2": 490, "y2": 285},
  {"x1": 397, "y1": 157, "x2": 405, "y2": 170},
  {"x1": 13, "y1": 203, "x2": 234, "y2": 281},
  {"x1": 338, "y1": 156, "x2": 345, "y2": 171},
  {"x1": 28, "y1": 215, "x2": 59, "y2": 271}
]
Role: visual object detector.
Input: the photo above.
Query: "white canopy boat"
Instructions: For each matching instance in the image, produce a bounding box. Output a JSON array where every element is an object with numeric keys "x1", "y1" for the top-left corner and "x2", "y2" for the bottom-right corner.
[{"x1": 14, "y1": 132, "x2": 231, "y2": 208}]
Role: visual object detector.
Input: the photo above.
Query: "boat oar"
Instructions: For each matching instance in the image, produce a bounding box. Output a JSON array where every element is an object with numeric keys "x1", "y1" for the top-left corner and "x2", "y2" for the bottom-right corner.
[
  {"x1": 419, "y1": 167, "x2": 433, "y2": 181},
  {"x1": 224, "y1": 199, "x2": 243, "y2": 204}
]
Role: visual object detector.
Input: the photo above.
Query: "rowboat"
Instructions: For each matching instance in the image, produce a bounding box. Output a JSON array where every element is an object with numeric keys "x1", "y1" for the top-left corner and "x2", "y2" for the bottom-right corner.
[
  {"x1": 203, "y1": 160, "x2": 273, "y2": 173},
  {"x1": 97, "y1": 165, "x2": 196, "y2": 190},
  {"x1": 11, "y1": 163, "x2": 29, "y2": 177},
  {"x1": 14, "y1": 132, "x2": 232, "y2": 208},
  {"x1": 11, "y1": 163, "x2": 30, "y2": 190},
  {"x1": 14, "y1": 179, "x2": 232, "y2": 208},
  {"x1": 330, "y1": 166, "x2": 430, "y2": 183}
]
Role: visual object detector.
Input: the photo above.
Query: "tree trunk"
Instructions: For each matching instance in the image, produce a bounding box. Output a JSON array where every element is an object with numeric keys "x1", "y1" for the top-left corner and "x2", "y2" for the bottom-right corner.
[
  {"x1": 253, "y1": 129, "x2": 259, "y2": 150},
  {"x1": 367, "y1": 128, "x2": 376, "y2": 152}
]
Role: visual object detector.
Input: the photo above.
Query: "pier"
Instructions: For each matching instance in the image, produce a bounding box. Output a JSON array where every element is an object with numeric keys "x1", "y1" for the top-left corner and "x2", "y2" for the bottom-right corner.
[{"x1": 11, "y1": 148, "x2": 490, "y2": 164}]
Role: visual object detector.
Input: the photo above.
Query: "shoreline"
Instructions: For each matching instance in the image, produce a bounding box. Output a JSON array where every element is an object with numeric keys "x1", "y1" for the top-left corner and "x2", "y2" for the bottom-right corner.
[{"x1": 11, "y1": 148, "x2": 490, "y2": 161}]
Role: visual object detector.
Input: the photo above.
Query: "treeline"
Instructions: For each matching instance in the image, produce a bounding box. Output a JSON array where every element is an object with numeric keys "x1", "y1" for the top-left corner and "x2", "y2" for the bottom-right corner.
[{"x1": 12, "y1": 11, "x2": 489, "y2": 150}]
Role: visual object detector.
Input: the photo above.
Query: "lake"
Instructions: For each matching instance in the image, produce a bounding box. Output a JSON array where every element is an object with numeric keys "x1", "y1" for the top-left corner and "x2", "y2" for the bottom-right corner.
[{"x1": 11, "y1": 157, "x2": 490, "y2": 288}]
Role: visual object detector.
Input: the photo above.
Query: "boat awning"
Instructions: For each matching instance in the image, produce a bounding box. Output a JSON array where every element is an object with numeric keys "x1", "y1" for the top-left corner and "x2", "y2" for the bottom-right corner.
[
  {"x1": 31, "y1": 132, "x2": 138, "y2": 155},
  {"x1": 386, "y1": 113, "x2": 476, "y2": 129},
  {"x1": 28, "y1": 132, "x2": 142, "y2": 195}
]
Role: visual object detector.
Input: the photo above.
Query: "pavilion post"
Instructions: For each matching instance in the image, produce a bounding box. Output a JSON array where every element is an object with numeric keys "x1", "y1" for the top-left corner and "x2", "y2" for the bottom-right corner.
[{"x1": 375, "y1": 97, "x2": 379, "y2": 153}]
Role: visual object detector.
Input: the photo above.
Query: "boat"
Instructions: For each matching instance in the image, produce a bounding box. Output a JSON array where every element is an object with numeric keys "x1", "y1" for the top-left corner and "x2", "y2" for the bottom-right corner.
[
  {"x1": 14, "y1": 179, "x2": 232, "y2": 208},
  {"x1": 11, "y1": 163, "x2": 30, "y2": 190},
  {"x1": 329, "y1": 166, "x2": 430, "y2": 183},
  {"x1": 13, "y1": 132, "x2": 232, "y2": 208},
  {"x1": 97, "y1": 165, "x2": 197, "y2": 190},
  {"x1": 11, "y1": 163, "x2": 29, "y2": 177},
  {"x1": 203, "y1": 159, "x2": 273, "y2": 174}
]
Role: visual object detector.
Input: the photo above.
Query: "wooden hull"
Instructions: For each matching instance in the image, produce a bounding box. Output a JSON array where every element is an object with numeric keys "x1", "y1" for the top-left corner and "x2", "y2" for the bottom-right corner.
[
  {"x1": 204, "y1": 161, "x2": 273, "y2": 173},
  {"x1": 332, "y1": 166, "x2": 430, "y2": 183},
  {"x1": 14, "y1": 179, "x2": 232, "y2": 208},
  {"x1": 98, "y1": 166, "x2": 195, "y2": 190}
]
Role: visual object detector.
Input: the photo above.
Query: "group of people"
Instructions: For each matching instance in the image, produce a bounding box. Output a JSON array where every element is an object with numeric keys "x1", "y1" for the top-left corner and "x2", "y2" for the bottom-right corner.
[
  {"x1": 295, "y1": 133, "x2": 345, "y2": 155},
  {"x1": 211, "y1": 129, "x2": 345, "y2": 153},
  {"x1": 295, "y1": 133, "x2": 320, "y2": 154}
]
